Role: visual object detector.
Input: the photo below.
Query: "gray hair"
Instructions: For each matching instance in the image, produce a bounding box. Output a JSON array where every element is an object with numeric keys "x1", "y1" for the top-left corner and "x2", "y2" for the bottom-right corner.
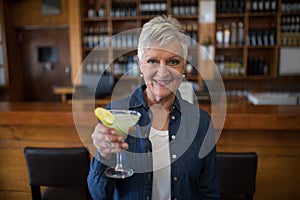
[{"x1": 138, "y1": 15, "x2": 188, "y2": 61}]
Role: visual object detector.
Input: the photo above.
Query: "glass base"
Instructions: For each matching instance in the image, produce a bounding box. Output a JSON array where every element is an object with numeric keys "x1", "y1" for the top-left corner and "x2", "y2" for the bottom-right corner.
[{"x1": 105, "y1": 167, "x2": 134, "y2": 179}]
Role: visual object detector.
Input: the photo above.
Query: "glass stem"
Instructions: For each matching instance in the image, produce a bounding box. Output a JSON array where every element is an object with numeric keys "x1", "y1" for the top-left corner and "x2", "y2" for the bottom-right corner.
[{"x1": 115, "y1": 152, "x2": 124, "y2": 171}]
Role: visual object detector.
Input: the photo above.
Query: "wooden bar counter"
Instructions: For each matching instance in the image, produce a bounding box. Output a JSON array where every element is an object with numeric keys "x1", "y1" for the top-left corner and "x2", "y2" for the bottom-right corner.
[{"x1": 0, "y1": 101, "x2": 300, "y2": 200}]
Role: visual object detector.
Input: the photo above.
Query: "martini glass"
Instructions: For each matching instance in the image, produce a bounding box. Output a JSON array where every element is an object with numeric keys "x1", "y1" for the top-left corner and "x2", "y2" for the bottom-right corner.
[{"x1": 95, "y1": 108, "x2": 141, "y2": 179}]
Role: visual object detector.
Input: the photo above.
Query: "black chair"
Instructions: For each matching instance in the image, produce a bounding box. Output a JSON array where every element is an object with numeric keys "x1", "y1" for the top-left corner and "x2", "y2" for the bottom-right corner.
[
  {"x1": 24, "y1": 147, "x2": 92, "y2": 200},
  {"x1": 216, "y1": 152, "x2": 258, "y2": 200}
]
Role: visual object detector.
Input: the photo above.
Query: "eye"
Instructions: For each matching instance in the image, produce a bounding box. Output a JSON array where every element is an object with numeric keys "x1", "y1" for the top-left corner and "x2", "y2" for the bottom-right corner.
[
  {"x1": 147, "y1": 59, "x2": 158, "y2": 65},
  {"x1": 167, "y1": 59, "x2": 180, "y2": 67}
]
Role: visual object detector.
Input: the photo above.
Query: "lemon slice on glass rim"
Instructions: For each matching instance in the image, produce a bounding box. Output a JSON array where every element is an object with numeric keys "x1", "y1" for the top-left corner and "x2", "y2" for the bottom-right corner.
[{"x1": 94, "y1": 107, "x2": 115, "y2": 126}]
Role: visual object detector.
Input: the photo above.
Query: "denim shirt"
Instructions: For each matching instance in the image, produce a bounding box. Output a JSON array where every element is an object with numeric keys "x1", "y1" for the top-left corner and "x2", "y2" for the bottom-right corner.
[{"x1": 87, "y1": 85, "x2": 220, "y2": 200}]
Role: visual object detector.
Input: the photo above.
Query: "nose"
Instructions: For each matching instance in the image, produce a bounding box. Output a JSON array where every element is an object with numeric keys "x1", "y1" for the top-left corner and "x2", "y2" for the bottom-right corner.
[{"x1": 157, "y1": 62, "x2": 169, "y2": 77}]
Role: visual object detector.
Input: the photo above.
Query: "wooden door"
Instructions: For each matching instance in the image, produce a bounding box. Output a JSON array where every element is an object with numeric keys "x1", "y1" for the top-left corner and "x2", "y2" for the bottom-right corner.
[{"x1": 22, "y1": 28, "x2": 71, "y2": 101}]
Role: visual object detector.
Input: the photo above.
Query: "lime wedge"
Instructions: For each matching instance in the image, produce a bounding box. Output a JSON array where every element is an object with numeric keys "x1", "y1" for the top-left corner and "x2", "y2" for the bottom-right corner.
[{"x1": 94, "y1": 107, "x2": 115, "y2": 126}]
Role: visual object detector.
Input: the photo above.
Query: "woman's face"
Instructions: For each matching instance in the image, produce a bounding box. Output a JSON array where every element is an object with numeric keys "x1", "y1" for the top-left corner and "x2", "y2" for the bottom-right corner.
[{"x1": 138, "y1": 44, "x2": 185, "y2": 102}]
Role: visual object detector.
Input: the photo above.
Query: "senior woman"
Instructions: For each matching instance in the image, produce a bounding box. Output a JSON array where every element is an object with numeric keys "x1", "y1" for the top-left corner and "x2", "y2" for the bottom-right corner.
[{"x1": 87, "y1": 15, "x2": 220, "y2": 200}]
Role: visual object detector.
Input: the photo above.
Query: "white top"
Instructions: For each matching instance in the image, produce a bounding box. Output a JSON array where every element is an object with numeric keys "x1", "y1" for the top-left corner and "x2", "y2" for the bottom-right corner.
[{"x1": 149, "y1": 127, "x2": 171, "y2": 200}]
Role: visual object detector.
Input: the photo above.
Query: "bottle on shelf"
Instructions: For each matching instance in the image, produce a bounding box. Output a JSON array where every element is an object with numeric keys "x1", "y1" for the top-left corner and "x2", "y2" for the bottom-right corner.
[
  {"x1": 230, "y1": 22, "x2": 237, "y2": 45},
  {"x1": 249, "y1": 27, "x2": 257, "y2": 46},
  {"x1": 264, "y1": 0, "x2": 271, "y2": 12},
  {"x1": 140, "y1": 1, "x2": 166, "y2": 16},
  {"x1": 248, "y1": 22, "x2": 276, "y2": 47},
  {"x1": 223, "y1": 24, "x2": 231, "y2": 46},
  {"x1": 270, "y1": 0, "x2": 277, "y2": 12},
  {"x1": 256, "y1": 24, "x2": 263, "y2": 46},
  {"x1": 112, "y1": 0, "x2": 136, "y2": 17},
  {"x1": 190, "y1": 0, "x2": 197, "y2": 15},
  {"x1": 215, "y1": 54, "x2": 225, "y2": 74},
  {"x1": 88, "y1": 26, "x2": 95, "y2": 48},
  {"x1": 171, "y1": 0, "x2": 197, "y2": 16},
  {"x1": 251, "y1": 0, "x2": 258, "y2": 13},
  {"x1": 127, "y1": 55, "x2": 139, "y2": 76},
  {"x1": 247, "y1": 56, "x2": 268, "y2": 75},
  {"x1": 281, "y1": 0, "x2": 300, "y2": 13},
  {"x1": 215, "y1": 54, "x2": 243, "y2": 76},
  {"x1": 238, "y1": 21, "x2": 244, "y2": 45},
  {"x1": 258, "y1": 0, "x2": 264, "y2": 12},
  {"x1": 113, "y1": 56, "x2": 123, "y2": 76},
  {"x1": 179, "y1": 0, "x2": 185, "y2": 15},
  {"x1": 172, "y1": 0, "x2": 180, "y2": 15},
  {"x1": 249, "y1": 0, "x2": 274, "y2": 13},
  {"x1": 97, "y1": 2, "x2": 106, "y2": 18},
  {"x1": 87, "y1": 0, "x2": 96, "y2": 18},
  {"x1": 83, "y1": 24, "x2": 110, "y2": 49},
  {"x1": 216, "y1": 24, "x2": 224, "y2": 45},
  {"x1": 216, "y1": 0, "x2": 245, "y2": 14},
  {"x1": 112, "y1": 55, "x2": 139, "y2": 76},
  {"x1": 263, "y1": 23, "x2": 270, "y2": 46},
  {"x1": 238, "y1": 0, "x2": 245, "y2": 13},
  {"x1": 111, "y1": 32, "x2": 138, "y2": 48},
  {"x1": 269, "y1": 23, "x2": 276, "y2": 46}
]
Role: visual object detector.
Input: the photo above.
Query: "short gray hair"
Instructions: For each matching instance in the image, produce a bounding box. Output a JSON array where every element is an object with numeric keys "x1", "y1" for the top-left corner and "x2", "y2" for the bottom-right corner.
[{"x1": 138, "y1": 15, "x2": 188, "y2": 61}]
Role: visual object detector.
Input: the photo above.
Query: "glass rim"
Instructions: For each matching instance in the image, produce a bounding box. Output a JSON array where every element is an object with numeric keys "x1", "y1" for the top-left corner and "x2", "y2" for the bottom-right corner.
[{"x1": 108, "y1": 109, "x2": 141, "y2": 117}]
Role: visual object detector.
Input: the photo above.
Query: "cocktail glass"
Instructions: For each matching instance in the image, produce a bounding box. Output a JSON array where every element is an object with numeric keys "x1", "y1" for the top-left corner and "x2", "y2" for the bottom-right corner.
[{"x1": 96, "y1": 109, "x2": 141, "y2": 179}]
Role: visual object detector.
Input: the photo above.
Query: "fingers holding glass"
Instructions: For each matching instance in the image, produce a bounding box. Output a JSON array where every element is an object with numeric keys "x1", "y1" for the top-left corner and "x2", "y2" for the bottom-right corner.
[{"x1": 92, "y1": 123, "x2": 128, "y2": 158}]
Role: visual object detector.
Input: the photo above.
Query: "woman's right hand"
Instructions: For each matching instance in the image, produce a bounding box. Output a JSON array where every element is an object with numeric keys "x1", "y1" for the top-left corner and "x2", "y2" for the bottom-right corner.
[{"x1": 91, "y1": 123, "x2": 129, "y2": 159}]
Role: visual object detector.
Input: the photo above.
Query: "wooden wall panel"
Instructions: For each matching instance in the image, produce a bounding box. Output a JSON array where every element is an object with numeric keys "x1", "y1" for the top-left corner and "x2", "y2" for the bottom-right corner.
[
  {"x1": 68, "y1": 0, "x2": 82, "y2": 85},
  {"x1": 10, "y1": 0, "x2": 69, "y2": 27}
]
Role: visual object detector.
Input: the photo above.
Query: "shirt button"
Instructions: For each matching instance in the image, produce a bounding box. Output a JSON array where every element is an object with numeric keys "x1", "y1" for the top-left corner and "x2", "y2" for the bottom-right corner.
[
  {"x1": 172, "y1": 154, "x2": 177, "y2": 159},
  {"x1": 171, "y1": 135, "x2": 176, "y2": 140},
  {"x1": 173, "y1": 176, "x2": 178, "y2": 181},
  {"x1": 173, "y1": 198, "x2": 178, "y2": 200},
  {"x1": 171, "y1": 116, "x2": 176, "y2": 120}
]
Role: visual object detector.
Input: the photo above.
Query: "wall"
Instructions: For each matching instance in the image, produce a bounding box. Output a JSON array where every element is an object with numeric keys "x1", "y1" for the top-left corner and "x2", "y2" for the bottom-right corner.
[
  {"x1": 10, "y1": 0, "x2": 69, "y2": 27},
  {"x1": 3, "y1": 0, "x2": 82, "y2": 101}
]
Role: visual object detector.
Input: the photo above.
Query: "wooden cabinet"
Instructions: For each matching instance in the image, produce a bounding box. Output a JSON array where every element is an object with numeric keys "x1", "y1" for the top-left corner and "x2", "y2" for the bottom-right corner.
[
  {"x1": 280, "y1": 0, "x2": 300, "y2": 47},
  {"x1": 215, "y1": 0, "x2": 300, "y2": 79},
  {"x1": 80, "y1": 0, "x2": 300, "y2": 93},
  {"x1": 0, "y1": 1, "x2": 8, "y2": 88}
]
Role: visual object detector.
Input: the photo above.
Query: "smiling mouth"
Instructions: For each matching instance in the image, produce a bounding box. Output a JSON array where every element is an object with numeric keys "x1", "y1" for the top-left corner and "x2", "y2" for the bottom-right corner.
[{"x1": 154, "y1": 79, "x2": 171, "y2": 87}]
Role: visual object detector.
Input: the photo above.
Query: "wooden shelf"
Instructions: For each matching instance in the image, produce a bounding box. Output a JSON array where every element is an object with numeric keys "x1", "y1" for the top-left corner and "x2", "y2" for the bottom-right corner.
[
  {"x1": 247, "y1": 45, "x2": 277, "y2": 49},
  {"x1": 82, "y1": 17, "x2": 108, "y2": 22},
  {"x1": 111, "y1": 16, "x2": 139, "y2": 21},
  {"x1": 280, "y1": 11, "x2": 300, "y2": 16},
  {"x1": 216, "y1": 13, "x2": 245, "y2": 18},
  {"x1": 216, "y1": 45, "x2": 244, "y2": 49},
  {"x1": 215, "y1": 0, "x2": 300, "y2": 80},
  {"x1": 80, "y1": 0, "x2": 300, "y2": 90},
  {"x1": 248, "y1": 13, "x2": 277, "y2": 17}
]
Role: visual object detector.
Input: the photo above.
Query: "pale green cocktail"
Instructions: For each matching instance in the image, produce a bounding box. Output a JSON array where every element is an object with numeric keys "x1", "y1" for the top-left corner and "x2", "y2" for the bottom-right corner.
[
  {"x1": 109, "y1": 111, "x2": 140, "y2": 138},
  {"x1": 95, "y1": 108, "x2": 141, "y2": 178}
]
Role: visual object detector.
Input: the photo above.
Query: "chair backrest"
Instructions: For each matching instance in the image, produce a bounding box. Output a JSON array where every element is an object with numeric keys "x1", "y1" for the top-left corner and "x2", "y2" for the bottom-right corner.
[
  {"x1": 24, "y1": 147, "x2": 91, "y2": 199},
  {"x1": 216, "y1": 152, "x2": 258, "y2": 200}
]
